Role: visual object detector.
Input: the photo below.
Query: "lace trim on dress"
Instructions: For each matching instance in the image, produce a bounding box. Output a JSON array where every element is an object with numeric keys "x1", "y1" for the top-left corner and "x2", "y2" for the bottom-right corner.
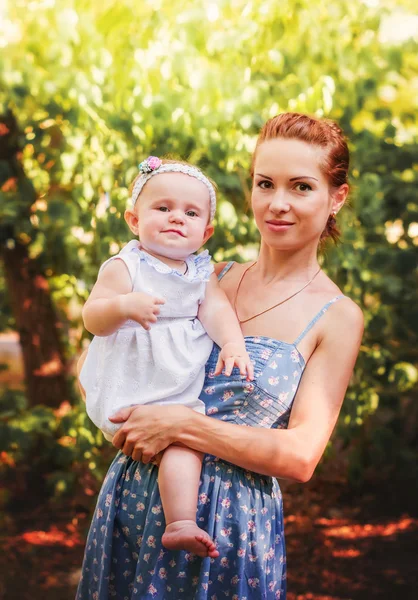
[{"x1": 123, "y1": 241, "x2": 213, "y2": 283}]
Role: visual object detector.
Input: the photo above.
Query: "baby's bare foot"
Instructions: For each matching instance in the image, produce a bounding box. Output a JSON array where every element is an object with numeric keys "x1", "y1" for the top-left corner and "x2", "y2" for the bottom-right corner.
[{"x1": 162, "y1": 520, "x2": 219, "y2": 558}]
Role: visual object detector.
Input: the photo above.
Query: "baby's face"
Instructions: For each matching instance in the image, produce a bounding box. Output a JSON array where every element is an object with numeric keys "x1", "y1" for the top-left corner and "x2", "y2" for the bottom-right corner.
[{"x1": 127, "y1": 172, "x2": 214, "y2": 260}]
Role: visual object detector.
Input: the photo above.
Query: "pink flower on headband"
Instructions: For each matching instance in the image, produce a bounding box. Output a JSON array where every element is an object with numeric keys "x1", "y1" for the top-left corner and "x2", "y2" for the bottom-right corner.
[{"x1": 139, "y1": 156, "x2": 162, "y2": 174}]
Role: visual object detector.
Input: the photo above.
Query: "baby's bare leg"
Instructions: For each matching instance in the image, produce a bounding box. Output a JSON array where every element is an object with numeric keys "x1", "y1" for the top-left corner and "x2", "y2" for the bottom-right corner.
[{"x1": 159, "y1": 446, "x2": 219, "y2": 558}]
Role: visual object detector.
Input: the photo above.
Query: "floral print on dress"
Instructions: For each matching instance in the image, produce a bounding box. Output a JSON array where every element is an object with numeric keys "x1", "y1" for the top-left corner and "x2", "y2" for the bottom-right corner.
[{"x1": 204, "y1": 338, "x2": 305, "y2": 431}]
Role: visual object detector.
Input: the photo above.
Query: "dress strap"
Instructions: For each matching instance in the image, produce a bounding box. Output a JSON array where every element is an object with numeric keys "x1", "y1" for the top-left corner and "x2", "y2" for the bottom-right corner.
[
  {"x1": 293, "y1": 295, "x2": 346, "y2": 346},
  {"x1": 217, "y1": 261, "x2": 235, "y2": 281}
]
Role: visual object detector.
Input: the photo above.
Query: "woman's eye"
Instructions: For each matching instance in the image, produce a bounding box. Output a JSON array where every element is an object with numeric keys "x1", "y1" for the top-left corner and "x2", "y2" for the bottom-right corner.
[
  {"x1": 258, "y1": 180, "x2": 273, "y2": 189},
  {"x1": 158, "y1": 206, "x2": 169, "y2": 212},
  {"x1": 294, "y1": 183, "x2": 312, "y2": 192},
  {"x1": 186, "y1": 210, "x2": 198, "y2": 217}
]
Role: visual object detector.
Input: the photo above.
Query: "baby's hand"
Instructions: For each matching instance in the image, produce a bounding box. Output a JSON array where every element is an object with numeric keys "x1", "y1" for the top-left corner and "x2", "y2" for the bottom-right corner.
[
  {"x1": 214, "y1": 342, "x2": 254, "y2": 381},
  {"x1": 120, "y1": 292, "x2": 165, "y2": 330}
]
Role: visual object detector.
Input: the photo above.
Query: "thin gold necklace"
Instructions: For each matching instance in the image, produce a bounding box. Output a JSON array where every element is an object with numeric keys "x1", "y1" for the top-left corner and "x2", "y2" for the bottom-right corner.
[{"x1": 234, "y1": 262, "x2": 322, "y2": 324}]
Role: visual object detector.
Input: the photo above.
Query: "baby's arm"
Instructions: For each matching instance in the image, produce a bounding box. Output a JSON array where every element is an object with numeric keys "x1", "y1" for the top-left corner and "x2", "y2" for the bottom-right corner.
[
  {"x1": 198, "y1": 273, "x2": 254, "y2": 380},
  {"x1": 83, "y1": 259, "x2": 165, "y2": 336}
]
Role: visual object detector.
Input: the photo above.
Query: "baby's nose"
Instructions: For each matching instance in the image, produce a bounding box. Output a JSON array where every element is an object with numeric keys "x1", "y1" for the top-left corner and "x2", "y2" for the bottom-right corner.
[{"x1": 169, "y1": 211, "x2": 185, "y2": 223}]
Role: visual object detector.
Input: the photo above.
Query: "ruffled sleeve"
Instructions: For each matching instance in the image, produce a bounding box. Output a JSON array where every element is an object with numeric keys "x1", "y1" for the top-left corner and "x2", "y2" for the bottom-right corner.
[{"x1": 193, "y1": 249, "x2": 214, "y2": 282}]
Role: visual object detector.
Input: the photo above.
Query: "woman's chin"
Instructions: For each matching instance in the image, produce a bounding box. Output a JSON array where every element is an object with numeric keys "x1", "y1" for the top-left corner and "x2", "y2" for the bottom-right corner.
[
  {"x1": 260, "y1": 230, "x2": 321, "y2": 252},
  {"x1": 261, "y1": 234, "x2": 299, "y2": 251}
]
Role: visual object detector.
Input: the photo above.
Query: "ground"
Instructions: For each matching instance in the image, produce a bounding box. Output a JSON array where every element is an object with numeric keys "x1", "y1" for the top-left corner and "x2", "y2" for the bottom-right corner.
[{"x1": 1, "y1": 476, "x2": 416, "y2": 600}]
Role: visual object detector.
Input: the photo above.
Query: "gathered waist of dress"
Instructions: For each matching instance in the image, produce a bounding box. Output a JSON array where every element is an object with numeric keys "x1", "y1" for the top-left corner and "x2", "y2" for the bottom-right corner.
[{"x1": 119, "y1": 316, "x2": 199, "y2": 329}]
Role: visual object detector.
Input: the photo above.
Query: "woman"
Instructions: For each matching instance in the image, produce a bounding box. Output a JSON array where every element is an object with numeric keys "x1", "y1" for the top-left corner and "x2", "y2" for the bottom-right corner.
[{"x1": 76, "y1": 112, "x2": 363, "y2": 599}]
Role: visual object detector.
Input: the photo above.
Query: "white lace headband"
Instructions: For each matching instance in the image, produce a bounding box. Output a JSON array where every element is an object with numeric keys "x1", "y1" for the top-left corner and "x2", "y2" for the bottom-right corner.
[{"x1": 131, "y1": 156, "x2": 216, "y2": 221}]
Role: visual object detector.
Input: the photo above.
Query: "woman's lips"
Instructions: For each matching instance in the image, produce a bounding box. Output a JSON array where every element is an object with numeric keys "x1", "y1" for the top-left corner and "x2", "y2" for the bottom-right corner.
[{"x1": 266, "y1": 220, "x2": 294, "y2": 232}]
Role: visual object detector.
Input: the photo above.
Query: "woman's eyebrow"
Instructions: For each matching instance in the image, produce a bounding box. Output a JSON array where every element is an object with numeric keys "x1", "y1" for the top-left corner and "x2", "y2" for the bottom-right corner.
[
  {"x1": 255, "y1": 173, "x2": 319, "y2": 182},
  {"x1": 255, "y1": 173, "x2": 273, "y2": 181}
]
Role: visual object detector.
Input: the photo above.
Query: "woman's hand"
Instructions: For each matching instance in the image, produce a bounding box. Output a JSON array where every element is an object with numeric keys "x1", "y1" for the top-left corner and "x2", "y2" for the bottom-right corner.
[{"x1": 109, "y1": 404, "x2": 191, "y2": 463}]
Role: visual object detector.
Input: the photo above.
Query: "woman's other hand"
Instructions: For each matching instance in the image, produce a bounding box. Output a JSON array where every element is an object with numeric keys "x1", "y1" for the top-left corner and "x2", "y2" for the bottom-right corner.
[{"x1": 109, "y1": 404, "x2": 190, "y2": 463}]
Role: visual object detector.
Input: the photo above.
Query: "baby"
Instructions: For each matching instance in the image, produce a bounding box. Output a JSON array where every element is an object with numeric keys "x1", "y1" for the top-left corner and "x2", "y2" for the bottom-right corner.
[{"x1": 79, "y1": 157, "x2": 253, "y2": 558}]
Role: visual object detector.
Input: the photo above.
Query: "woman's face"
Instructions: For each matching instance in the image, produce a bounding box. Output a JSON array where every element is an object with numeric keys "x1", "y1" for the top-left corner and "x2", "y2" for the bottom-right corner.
[{"x1": 251, "y1": 137, "x2": 344, "y2": 250}]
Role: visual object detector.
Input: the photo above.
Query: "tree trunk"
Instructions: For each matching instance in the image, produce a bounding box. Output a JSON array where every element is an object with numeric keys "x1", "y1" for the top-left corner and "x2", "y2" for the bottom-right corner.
[
  {"x1": 1, "y1": 241, "x2": 69, "y2": 406},
  {"x1": 0, "y1": 109, "x2": 69, "y2": 407}
]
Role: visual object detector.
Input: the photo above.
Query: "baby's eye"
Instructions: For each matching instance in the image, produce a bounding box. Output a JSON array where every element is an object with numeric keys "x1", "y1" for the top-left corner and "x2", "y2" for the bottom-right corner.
[
  {"x1": 294, "y1": 183, "x2": 312, "y2": 192},
  {"x1": 186, "y1": 210, "x2": 198, "y2": 217},
  {"x1": 257, "y1": 180, "x2": 273, "y2": 189},
  {"x1": 157, "y1": 206, "x2": 169, "y2": 212}
]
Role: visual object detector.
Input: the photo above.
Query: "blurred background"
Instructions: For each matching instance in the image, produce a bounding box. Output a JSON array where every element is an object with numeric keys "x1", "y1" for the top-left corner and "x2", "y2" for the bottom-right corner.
[{"x1": 0, "y1": 0, "x2": 417, "y2": 598}]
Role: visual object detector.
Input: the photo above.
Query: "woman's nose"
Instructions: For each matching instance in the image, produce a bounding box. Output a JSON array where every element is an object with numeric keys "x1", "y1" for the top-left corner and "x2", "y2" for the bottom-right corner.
[{"x1": 270, "y1": 190, "x2": 290, "y2": 213}]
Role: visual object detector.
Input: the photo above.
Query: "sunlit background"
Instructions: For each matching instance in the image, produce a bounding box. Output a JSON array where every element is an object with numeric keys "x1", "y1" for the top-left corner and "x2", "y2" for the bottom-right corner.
[{"x1": 0, "y1": 0, "x2": 417, "y2": 598}]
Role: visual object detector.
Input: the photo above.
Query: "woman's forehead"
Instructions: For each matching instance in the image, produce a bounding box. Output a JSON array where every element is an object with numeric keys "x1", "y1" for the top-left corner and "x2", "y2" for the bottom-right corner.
[{"x1": 254, "y1": 138, "x2": 326, "y2": 177}]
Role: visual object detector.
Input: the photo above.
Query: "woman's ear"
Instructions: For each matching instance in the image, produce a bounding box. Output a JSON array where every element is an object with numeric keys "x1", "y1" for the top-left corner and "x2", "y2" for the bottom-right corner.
[
  {"x1": 331, "y1": 183, "x2": 349, "y2": 215},
  {"x1": 124, "y1": 208, "x2": 139, "y2": 236}
]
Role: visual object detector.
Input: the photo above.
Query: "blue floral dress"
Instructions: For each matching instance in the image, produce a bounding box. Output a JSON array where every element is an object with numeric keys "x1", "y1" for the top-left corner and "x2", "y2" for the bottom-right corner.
[{"x1": 76, "y1": 262, "x2": 344, "y2": 600}]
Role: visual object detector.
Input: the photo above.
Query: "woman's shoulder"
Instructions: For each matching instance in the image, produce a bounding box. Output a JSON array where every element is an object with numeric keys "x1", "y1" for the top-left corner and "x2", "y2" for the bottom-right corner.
[
  {"x1": 324, "y1": 294, "x2": 364, "y2": 339},
  {"x1": 306, "y1": 295, "x2": 364, "y2": 370},
  {"x1": 304, "y1": 271, "x2": 363, "y2": 344},
  {"x1": 214, "y1": 261, "x2": 229, "y2": 275},
  {"x1": 316, "y1": 272, "x2": 363, "y2": 324},
  {"x1": 213, "y1": 260, "x2": 254, "y2": 276},
  {"x1": 338, "y1": 296, "x2": 364, "y2": 326}
]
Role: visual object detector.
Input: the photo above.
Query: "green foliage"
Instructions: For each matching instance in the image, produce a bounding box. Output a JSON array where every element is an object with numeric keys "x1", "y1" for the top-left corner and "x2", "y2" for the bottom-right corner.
[
  {"x1": 0, "y1": 0, "x2": 417, "y2": 496},
  {"x1": 0, "y1": 388, "x2": 110, "y2": 504}
]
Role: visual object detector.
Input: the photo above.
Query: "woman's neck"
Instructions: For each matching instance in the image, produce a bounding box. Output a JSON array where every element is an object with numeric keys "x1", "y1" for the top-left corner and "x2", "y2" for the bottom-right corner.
[{"x1": 254, "y1": 242, "x2": 320, "y2": 284}]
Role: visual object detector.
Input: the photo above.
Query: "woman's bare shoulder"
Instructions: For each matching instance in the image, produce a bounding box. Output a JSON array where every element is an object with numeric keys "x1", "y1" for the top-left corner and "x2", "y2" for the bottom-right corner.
[
  {"x1": 213, "y1": 261, "x2": 228, "y2": 275},
  {"x1": 327, "y1": 296, "x2": 364, "y2": 336},
  {"x1": 316, "y1": 272, "x2": 363, "y2": 330},
  {"x1": 213, "y1": 260, "x2": 255, "y2": 274}
]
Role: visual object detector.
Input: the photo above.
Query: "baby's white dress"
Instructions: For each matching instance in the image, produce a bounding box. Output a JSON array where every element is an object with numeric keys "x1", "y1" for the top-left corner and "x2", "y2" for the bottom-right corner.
[{"x1": 80, "y1": 240, "x2": 214, "y2": 441}]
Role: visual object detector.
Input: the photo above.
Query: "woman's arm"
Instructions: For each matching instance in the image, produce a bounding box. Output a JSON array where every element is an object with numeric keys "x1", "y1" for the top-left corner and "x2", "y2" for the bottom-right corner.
[
  {"x1": 111, "y1": 300, "x2": 363, "y2": 482},
  {"x1": 182, "y1": 300, "x2": 363, "y2": 481}
]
